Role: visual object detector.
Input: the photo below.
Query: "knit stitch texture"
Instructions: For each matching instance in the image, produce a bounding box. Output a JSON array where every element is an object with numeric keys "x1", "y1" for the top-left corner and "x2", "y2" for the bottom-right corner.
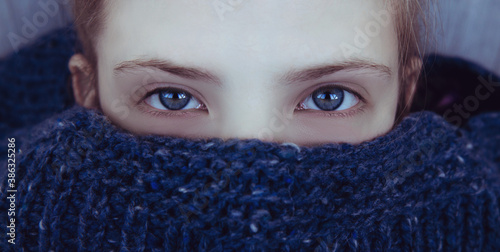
[
  {"x1": 1, "y1": 26, "x2": 500, "y2": 252},
  {"x1": 0, "y1": 105, "x2": 499, "y2": 251}
]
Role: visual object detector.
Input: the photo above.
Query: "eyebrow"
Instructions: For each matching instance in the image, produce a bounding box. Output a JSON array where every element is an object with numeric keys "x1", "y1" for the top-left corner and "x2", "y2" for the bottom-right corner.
[
  {"x1": 278, "y1": 59, "x2": 392, "y2": 84},
  {"x1": 114, "y1": 58, "x2": 392, "y2": 86},
  {"x1": 114, "y1": 59, "x2": 223, "y2": 85}
]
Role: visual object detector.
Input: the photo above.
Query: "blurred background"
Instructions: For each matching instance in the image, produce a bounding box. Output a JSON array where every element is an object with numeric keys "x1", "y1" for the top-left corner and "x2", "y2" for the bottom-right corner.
[
  {"x1": 0, "y1": 0, "x2": 72, "y2": 58},
  {"x1": 426, "y1": 0, "x2": 500, "y2": 76}
]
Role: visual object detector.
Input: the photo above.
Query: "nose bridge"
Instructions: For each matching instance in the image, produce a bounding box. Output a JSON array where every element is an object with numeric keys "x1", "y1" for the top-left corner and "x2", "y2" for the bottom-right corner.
[{"x1": 215, "y1": 84, "x2": 282, "y2": 141}]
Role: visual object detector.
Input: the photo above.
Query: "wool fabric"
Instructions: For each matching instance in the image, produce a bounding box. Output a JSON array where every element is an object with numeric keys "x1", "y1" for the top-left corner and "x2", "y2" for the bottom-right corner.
[
  {"x1": 1, "y1": 105, "x2": 499, "y2": 251},
  {"x1": 1, "y1": 25, "x2": 500, "y2": 252}
]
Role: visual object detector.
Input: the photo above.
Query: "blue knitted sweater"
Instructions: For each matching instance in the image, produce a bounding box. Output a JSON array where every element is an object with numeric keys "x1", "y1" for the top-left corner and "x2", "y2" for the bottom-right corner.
[
  {"x1": 1, "y1": 105, "x2": 500, "y2": 251},
  {"x1": 1, "y1": 27, "x2": 500, "y2": 251}
]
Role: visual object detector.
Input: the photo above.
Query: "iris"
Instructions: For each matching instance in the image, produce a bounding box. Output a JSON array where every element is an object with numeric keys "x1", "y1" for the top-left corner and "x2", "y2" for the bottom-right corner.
[
  {"x1": 159, "y1": 88, "x2": 192, "y2": 110},
  {"x1": 312, "y1": 87, "x2": 344, "y2": 111}
]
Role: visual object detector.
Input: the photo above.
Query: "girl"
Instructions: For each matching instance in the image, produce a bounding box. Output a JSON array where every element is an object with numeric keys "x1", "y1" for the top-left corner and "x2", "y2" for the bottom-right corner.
[
  {"x1": 3, "y1": 0, "x2": 499, "y2": 251},
  {"x1": 69, "y1": 0, "x2": 423, "y2": 146}
]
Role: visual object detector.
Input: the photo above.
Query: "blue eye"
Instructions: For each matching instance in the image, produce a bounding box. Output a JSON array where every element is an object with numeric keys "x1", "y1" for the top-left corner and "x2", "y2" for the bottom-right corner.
[
  {"x1": 299, "y1": 86, "x2": 359, "y2": 111},
  {"x1": 145, "y1": 88, "x2": 203, "y2": 110}
]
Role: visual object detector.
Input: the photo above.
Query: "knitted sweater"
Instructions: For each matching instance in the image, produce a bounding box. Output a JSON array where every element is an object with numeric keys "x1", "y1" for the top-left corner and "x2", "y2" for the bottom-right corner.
[
  {"x1": 0, "y1": 105, "x2": 499, "y2": 251},
  {"x1": 1, "y1": 26, "x2": 500, "y2": 251}
]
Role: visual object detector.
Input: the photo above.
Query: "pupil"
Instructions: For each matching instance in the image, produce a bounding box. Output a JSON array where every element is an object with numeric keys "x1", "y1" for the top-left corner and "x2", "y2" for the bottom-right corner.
[
  {"x1": 312, "y1": 87, "x2": 344, "y2": 111},
  {"x1": 159, "y1": 88, "x2": 191, "y2": 110}
]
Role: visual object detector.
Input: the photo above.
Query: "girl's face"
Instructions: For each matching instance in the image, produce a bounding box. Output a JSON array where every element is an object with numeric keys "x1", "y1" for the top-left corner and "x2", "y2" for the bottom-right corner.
[{"x1": 91, "y1": 0, "x2": 401, "y2": 146}]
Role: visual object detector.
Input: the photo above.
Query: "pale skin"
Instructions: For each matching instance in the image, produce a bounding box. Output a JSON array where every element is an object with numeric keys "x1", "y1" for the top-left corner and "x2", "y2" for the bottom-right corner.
[{"x1": 70, "y1": 0, "x2": 421, "y2": 147}]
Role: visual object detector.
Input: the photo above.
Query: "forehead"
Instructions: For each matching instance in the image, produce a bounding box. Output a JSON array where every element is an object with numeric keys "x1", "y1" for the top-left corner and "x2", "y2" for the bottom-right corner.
[{"x1": 99, "y1": 0, "x2": 398, "y2": 75}]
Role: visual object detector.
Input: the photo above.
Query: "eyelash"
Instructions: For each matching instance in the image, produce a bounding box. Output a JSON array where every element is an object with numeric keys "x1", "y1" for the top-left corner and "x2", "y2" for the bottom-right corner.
[
  {"x1": 139, "y1": 84, "x2": 366, "y2": 118},
  {"x1": 138, "y1": 87, "x2": 207, "y2": 118}
]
